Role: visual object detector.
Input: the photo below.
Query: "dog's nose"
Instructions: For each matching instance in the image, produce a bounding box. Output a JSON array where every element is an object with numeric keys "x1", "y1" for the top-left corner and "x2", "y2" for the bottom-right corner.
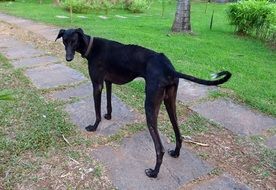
[
  {"x1": 66, "y1": 57, "x2": 73, "y2": 62},
  {"x1": 66, "y1": 55, "x2": 74, "y2": 62}
]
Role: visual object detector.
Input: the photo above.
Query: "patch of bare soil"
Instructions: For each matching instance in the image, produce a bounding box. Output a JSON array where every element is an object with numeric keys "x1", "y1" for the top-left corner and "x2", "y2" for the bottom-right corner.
[
  {"x1": 12, "y1": 143, "x2": 113, "y2": 190},
  {"x1": 0, "y1": 21, "x2": 62, "y2": 58},
  {"x1": 181, "y1": 125, "x2": 275, "y2": 190}
]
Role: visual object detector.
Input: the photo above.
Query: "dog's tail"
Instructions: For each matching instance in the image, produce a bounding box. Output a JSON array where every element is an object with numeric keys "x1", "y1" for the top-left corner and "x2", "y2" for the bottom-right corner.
[{"x1": 175, "y1": 71, "x2": 231, "y2": 86}]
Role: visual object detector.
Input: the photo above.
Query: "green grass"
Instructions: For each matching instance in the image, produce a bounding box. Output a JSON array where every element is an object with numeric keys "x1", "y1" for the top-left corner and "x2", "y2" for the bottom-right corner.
[
  {"x1": 0, "y1": 0, "x2": 275, "y2": 117},
  {"x1": 180, "y1": 114, "x2": 212, "y2": 136},
  {"x1": 0, "y1": 54, "x2": 76, "y2": 188}
]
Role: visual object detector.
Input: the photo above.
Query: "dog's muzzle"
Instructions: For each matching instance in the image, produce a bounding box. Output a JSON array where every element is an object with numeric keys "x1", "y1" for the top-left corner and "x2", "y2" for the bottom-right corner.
[
  {"x1": 66, "y1": 53, "x2": 74, "y2": 62},
  {"x1": 66, "y1": 56, "x2": 73, "y2": 62}
]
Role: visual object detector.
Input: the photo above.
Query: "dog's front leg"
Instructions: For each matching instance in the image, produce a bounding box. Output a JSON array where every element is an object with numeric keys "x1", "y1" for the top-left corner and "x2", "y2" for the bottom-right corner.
[
  {"x1": 104, "y1": 81, "x2": 112, "y2": 120},
  {"x1": 85, "y1": 82, "x2": 103, "y2": 132}
]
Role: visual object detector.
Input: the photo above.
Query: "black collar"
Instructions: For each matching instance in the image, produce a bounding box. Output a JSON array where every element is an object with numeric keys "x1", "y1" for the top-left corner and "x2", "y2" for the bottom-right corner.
[{"x1": 83, "y1": 36, "x2": 93, "y2": 58}]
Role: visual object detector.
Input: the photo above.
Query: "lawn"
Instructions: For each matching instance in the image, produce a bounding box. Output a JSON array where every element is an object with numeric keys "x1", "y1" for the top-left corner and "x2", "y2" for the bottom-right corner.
[
  {"x1": 0, "y1": 54, "x2": 69, "y2": 187},
  {"x1": 0, "y1": 0, "x2": 275, "y2": 117}
]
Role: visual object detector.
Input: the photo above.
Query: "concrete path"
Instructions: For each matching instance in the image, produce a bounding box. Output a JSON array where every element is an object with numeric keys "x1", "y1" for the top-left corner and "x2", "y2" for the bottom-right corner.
[
  {"x1": 92, "y1": 131, "x2": 213, "y2": 190},
  {"x1": 177, "y1": 80, "x2": 217, "y2": 105},
  {"x1": 177, "y1": 80, "x2": 276, "y2": 137},
  {"x1": 65, "y1": 95, "x2": 138, "y2": 135},
  {"x1": 0, "y1": 13, "x2": 59, "y2": 40},
  {"x1": 265, "y1": 135, "x2": 276, "y2": 149},
  {"x1": 25, "y1": 64, "x2": 86, "y2": 89},
  {"x1": 1, "y1": 12, "x2": 275, "y2": 189},
  {"x1": 191, "y1": 99, "x2": 276, "y2": 136}
]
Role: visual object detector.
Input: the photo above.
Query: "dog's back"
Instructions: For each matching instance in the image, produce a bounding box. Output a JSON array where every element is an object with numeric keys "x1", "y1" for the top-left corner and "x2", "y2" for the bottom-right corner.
[{"x1": 91, "y1": 38, "x2": 175, "y2": 81}]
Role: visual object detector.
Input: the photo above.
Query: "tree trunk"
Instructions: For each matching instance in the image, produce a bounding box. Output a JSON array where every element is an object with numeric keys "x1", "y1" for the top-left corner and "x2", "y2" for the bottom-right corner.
[{"x1": 171, "y1": 0, "x2": 191, "y2": 33}]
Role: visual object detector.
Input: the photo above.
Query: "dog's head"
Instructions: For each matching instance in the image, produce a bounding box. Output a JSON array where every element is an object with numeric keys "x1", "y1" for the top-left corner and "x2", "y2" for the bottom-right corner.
[{"x1": 55, "y1": 28, "x2": 88, "y2": 62}]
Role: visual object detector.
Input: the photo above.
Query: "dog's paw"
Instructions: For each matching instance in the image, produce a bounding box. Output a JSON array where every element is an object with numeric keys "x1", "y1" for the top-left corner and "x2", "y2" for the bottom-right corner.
[
  {"x1": 168, "y1": 149, "x2": 180, "y2": 158},
  {"x1": 145, "y1": 168, "x2": 158, "y2": 178},
  {"x1": 85, "y1": 125, "x2": 97, "y2": 132},
  {"x1": 104, "y1": 114, "x2": 112, "y2": 120}
]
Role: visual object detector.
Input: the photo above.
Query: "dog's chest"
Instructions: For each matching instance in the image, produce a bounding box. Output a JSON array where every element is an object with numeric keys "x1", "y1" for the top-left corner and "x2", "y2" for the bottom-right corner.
[{"x1": 104, "y1": 72, "x2": 136, "y2": 84}]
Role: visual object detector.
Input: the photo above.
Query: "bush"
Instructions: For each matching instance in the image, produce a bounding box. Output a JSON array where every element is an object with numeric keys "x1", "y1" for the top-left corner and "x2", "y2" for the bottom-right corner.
[
  {"x1": 126, "y1": 0, "x2": 151, "y2": 13},
  {"x1": 227, "y1": 0, "x2": 275, "y2": 34},
  {"x1": 90, "y1": 0, "x2": 115, "y2": 14},
  {"x1": 267, "y1": 24, "x2": 276, "y2": 44},
  {"x1": 227, "y1": 0, "x2": 276, "y2": 43},
  {"x1": 266, "y1": 9, "x2": 276, "y2": 44},
  {"x1": 62, "y1": 0, "x2": 151, "y2": 14},
  {"x1": 62, "y1": 0, "x2": 122, "y2": 14},
  {"x1": 63, "y1": 0, "x2": 93, "y2": 13}
]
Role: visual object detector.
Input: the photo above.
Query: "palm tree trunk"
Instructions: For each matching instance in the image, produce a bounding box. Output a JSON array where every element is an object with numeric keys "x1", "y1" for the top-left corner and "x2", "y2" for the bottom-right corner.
[{"x1": 172, "y1": 0, "x2": 191, "y2": 33}]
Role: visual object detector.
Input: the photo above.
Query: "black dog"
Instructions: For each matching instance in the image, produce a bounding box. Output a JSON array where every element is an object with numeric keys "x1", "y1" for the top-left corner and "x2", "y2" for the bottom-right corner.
[{"x1": 55, "y1": 28, "x2": 231, "y2": 178}]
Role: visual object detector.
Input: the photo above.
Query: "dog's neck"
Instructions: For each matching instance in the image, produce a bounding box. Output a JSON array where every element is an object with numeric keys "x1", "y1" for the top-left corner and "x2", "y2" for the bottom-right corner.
[{"x1": 81, "y1": 35, "x2": 93, "y2": 59}]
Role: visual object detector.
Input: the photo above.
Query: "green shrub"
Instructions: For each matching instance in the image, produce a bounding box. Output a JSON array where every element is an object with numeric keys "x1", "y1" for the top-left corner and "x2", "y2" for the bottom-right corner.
[
  {"x1": 90, "y1": 0, "x2": 115, "y2": 14},
  {"x1": 267, "y1": 25, "x2": 276, "y2": 43},
  {"x1": 227, "y1": 0, "x2": 275, "y2": 34},
  {"x1": 63, "y1": 0, "x2": 93, "y2": 13},
  {"x1": 266, "y1": 10, "x2": 276, "y2": 44},
  {"x1": 227, "y1": 0, "x2": 276, "y2": 44},
  {"x1": 62, "y1": 0, "x2": 151, "y2": 14},
  {"x1": 62, "y1": 0, "x2": 123, "y2": 14},
  {"x1": 126, "y1": 0, "x2": 151, "y2": 13}
]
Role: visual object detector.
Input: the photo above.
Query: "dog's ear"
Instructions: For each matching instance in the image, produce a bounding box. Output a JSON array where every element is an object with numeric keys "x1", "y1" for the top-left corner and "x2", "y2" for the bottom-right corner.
[
  {"x1": 55, "y1": 29, "x2": 65, "y2": 41},
  {"x1": 75, "y1": 28, "x2": 86, "y2": 41},
  {"x1": 76, "y1": 28, "x2": 84, "y2": 39},
  {"x1": 75, "y1": 28, "x2": 84, "y2": 35}
]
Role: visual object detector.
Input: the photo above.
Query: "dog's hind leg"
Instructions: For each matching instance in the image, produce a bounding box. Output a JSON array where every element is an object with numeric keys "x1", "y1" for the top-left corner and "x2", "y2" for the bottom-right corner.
[
  {"x1": 164, "y1": 82, "x2": 182, "y2": 158},
  {"x1": 144, "y1": 83, "x2": 165, "y2": 178},
  {"x1": 104, "y1": 81, "x2": 112, "y2": 120},
  {"x1": 85, "y1": 81, "x2": 103, "y2": 132}
]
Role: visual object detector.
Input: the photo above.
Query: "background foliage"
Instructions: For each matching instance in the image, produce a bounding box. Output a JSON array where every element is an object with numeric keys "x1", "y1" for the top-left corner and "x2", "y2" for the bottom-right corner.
[
  {"x1": 62, "y1": 0, "x2": 151, "y2": 13},
  {"x1": 227, "y1": 0, "x2": 276, "y2": 43}
]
